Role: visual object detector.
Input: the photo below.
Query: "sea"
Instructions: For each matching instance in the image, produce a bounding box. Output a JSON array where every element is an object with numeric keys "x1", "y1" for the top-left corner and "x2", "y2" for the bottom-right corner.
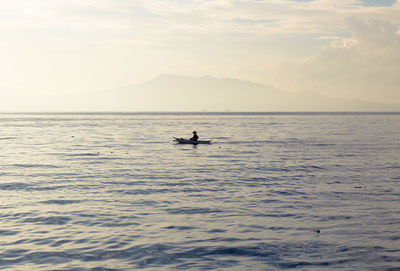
[{"x1": 0, "y1": 112, "x2": 399, "y2": 271}]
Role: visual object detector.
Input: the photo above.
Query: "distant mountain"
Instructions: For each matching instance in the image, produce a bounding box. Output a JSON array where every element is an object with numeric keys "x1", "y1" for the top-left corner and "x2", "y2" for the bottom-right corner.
[
  {"x1": 76, "y1": 74, "x2": 399, "y2": 111},
  {"x1": 2, "y1": 74, "x2": 400, "y2": 111}
]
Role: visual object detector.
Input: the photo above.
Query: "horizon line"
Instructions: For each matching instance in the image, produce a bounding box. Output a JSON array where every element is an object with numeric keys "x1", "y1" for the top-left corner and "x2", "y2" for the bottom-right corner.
[{"x1": 1, "y1": 111, "x2": 400, "y2": 115}]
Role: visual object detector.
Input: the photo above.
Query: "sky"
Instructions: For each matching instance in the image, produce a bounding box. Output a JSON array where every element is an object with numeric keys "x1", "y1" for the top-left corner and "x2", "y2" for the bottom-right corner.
[{"x1": 0, "y1": 0, "x2": 399, "y2": 106}]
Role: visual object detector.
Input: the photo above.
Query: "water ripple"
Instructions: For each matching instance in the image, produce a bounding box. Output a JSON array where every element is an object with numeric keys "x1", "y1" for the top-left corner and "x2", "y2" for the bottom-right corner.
[
  {"x1": 0, "y1": 113, "x2": 399, "y2": 270},
  {"x1": 22, "y1": 216, "x2": 72, "y2": 225}
]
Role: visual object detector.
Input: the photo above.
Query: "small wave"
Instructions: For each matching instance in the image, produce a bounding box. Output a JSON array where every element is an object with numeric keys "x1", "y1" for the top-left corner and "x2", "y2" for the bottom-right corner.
[
  {"x1": 40, "y1": 199, "x2": 83, "y2": 205},
  {"x1": 228, "y1": 140, "x2": 296, "y2": 145},
  {"x1": 0, "y1": 137, "x2": 16, "y2": 140},
  {"x1": 0, "y1": 183, "x2": 63, "y2": 193},
  {"x1": 1, "y1": 212, "x2": 35, "y2": 219},
  {"x1": 129, "y1": 200, "x2": 159, "y2": 206},
  {"x1": 208, "y1": 154, "x2": 235, "y2": 158},
  {"x1": 0, "y1": 230, "x2": 19, "y2": 236},
  {"x1": 66, "y1": 153, "x2": 100, "y2": 157},
  {"x1": 310, "y1": 143, "x2": 336, "y2": 147},
  {"x1": 110, "y1": 188, "x2": 170, "y2": 195},
  {"x1": 255, "y1": 213, "x2": 298, "y2": 218},
  {"x1": 22, "y1": 216, "x2": 72, "y2": 225},
  {"x1": 258, "y1": 165, "x2": 327, "y2": 172},
  {"x1": 50, "y1": 239, "x2": 72, "y2": 247},
  {"x1": 101, "y1": 222, "x2": 140, "y2": 228},
  {"x1": 319, "y1": 215, "x2": 353, "y2": 222},
  {"x1": 270, "y1": 190, "x2": 306, "y2": 196},
  {"x1": 336, "y1": 153, "x2": 357, "y2": 157},
  {"x1": 298, "y1": 165, "x2": 327, "y2": 172},
  {"x1": 164, "y1": 225, "x2": 196, "y2": 231},
  {"x1": 0, "y1": 182, "x2": 30, "y2": 191},
  {"x1": 8, "y1": 164, "x2": 60, "y2": 168},
  {"x1": 260, "y1": 199, "x2": 283, "y2": 204},
  {"x1": 207, "y1": 228, "x2": 226, "y2": 233},
  {"x1": 166, "y1": 207, "x2": 222, "y2": 214},
  {"x1": 32, "y1": 185, "x2": 67, "y2": 191}
]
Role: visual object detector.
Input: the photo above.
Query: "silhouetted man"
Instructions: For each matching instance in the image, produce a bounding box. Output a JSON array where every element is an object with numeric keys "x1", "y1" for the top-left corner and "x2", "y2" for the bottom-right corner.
[{"x1": 190, "y1": 131, "x2": 198, "y2": 141}]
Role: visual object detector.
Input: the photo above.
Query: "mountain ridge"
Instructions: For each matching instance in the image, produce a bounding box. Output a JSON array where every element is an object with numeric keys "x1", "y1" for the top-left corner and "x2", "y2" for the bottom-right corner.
[
  {"x1": 1, "y1": 74, "x2": 400, "y2": 112},
  {"x1": 94, "y1": 74, "x2": 398, "y2": 112}
]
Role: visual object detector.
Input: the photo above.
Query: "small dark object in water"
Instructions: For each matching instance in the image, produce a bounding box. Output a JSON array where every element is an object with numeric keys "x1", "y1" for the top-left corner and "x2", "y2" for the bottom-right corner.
[
  {"x1": 311, "y1": 228, "x2": 320, "y2": 234},
  {"x1": 355, "y1": 186, "x2": 362, "y2": 188}
]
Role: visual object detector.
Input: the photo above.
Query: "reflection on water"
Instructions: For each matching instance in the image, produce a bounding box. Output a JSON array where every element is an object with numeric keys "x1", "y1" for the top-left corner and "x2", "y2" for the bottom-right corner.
[{"x1": 0, "y1": 113, "x2": 399, "y2": 270}]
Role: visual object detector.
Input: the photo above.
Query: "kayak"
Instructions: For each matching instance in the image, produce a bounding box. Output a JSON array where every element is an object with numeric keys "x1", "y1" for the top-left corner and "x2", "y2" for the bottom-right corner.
[{"x1": 173, "y1": 137, "x2": 211, "y2": 144}]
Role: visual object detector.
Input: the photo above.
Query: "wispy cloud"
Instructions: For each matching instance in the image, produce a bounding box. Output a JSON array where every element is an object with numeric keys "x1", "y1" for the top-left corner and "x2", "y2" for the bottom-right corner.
[
  {"x1": 0, "y1": 0, "x2": 399, "y2": 104},
  {"x1": 2, "y1": 0, "x2": 397, "y2": 43}
]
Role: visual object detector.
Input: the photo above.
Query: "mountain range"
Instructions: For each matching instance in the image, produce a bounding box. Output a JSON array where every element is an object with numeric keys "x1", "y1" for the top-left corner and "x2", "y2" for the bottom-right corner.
[{"x1": 3, "y1": 75, "x2": 400, "y2": 112}]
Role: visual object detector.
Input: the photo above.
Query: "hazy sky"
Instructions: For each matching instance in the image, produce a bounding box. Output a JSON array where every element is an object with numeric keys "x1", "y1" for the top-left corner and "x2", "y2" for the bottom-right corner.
[{"x1": 1, "y1": 0, "x2": 399, "y2": 104}]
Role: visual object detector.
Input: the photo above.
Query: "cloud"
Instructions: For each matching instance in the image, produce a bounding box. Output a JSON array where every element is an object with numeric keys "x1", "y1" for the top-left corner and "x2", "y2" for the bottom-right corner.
[
  {"x1": 2, "y1": 0, "x2": 395, "y2": 46},
  {"x1": 270, "y1": 17, "x2": 400, "y2": 103},
  {"x1": 0, "y1": 0, "x2": 399, "y2": 104}
]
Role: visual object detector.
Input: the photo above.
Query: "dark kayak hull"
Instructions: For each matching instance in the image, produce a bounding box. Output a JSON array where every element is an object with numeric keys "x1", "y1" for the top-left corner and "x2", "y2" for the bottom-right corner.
[{"x1": 173, "y1": 137, "x2": 211, "y2": 144}]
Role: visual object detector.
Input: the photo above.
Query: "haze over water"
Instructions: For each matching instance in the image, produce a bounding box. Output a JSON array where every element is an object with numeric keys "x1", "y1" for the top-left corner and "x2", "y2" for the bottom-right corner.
[{"x1": 0, "y1": 112, "x2": 399, "y2": 270}]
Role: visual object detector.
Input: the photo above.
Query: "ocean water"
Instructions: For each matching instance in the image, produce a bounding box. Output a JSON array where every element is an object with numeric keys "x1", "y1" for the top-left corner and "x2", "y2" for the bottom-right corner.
[{"x1": 0, "y1": 112, "x2": 399, "y2": 270}]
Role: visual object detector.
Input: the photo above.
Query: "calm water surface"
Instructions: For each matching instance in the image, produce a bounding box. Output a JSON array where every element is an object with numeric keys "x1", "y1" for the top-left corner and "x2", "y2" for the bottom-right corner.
[{"x1": 0, "y1": 113, "x2": 399, "y2": 270}]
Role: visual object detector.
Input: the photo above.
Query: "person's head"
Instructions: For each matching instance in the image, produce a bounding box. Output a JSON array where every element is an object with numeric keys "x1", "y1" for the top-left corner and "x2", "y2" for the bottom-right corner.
[{"x1": 193, "y1": 131, "x2": 197, "y2": 134}]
